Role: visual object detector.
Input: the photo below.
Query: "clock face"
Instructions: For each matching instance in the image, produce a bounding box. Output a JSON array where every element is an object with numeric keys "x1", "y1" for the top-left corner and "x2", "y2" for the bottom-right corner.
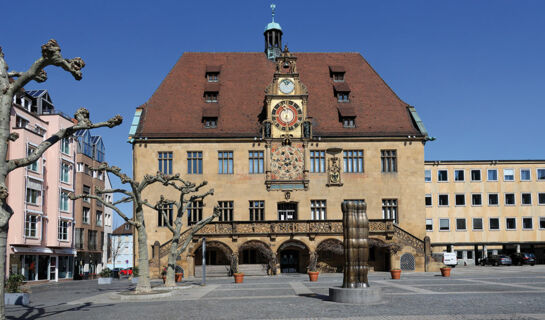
[
  {"x1": 271, "y1": 100, "x2": 302, "y2": 131},
  {"x1": 279, "y1": 79, "x2": 295, "y2": 94}
]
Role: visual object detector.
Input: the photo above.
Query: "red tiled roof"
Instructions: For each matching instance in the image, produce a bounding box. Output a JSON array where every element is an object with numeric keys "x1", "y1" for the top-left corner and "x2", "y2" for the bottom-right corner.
[
  {"x1": 137, "y1": 52, "x2": 422, "y2": 138},
  {"x1": 329, "y1": 65, "x2": 345, "y2": 73},
  {"x1": 337, "y1": 104, "x2": 357, "y2": 117},
  {"x1": 333, "y1": 82, "x2": 351, "y2": 92},
  {"x1": 202, "y1": 104, "x2": 220, "y2": 117},
  {"x1": 205, "y1": 65, "x2": 222, "y2": 73}
]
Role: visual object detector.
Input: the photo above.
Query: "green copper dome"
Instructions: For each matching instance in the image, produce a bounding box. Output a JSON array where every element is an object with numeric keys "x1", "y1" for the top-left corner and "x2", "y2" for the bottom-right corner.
[{"x1": 265, "y1": 21, "x2": 282, "y2": 32}]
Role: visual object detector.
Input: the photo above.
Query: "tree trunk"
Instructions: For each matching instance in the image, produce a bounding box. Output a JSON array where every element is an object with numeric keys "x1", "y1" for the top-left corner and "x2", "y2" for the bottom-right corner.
[
  {"x1": 135, "y1": 216, "x2": 151, "y2": 293},
  {"x1": 0, "y1": 226, "x2": 7, "y2": 320},
  {"x1": 164, "y1": 237, "x2": 179, "y2": 287}
]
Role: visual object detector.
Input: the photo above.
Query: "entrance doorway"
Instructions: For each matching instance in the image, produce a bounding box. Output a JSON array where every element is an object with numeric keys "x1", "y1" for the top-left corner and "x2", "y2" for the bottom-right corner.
[
  {"x1": 280, "y1": 250, "x2": 299, "y2": 273},
  {"x1": 278, "y1": 202, "x2": 297, "y2": 220}
]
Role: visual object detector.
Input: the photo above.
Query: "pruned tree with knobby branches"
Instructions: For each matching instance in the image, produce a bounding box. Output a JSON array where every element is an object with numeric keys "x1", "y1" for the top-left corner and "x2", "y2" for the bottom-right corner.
[
  {"x1": 0, "y1": 40, "x2": 122, "y2": 319},
  {"x1": 70, "y1": 164, "x2": 180, "y2": 293},
  {"x1": 153, "y1": 177, "x2": 219, "y2": 287}
]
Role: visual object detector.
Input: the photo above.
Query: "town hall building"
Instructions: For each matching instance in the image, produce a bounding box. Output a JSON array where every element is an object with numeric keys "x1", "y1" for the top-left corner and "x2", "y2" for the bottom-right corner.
[{"x1": 129, "y1": 7, "x2": 433, "y2": 277}]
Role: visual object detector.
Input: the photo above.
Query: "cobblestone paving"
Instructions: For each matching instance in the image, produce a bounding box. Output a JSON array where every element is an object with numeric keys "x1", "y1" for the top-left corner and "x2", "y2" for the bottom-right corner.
[{"x1": 6, "y1": 265, "x2": 545, "y2": 319}]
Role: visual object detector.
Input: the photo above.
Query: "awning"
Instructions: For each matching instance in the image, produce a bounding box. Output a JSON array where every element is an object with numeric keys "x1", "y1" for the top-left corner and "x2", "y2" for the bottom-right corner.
[
  {"x1": 202, "y1": 105, "x2": 220, "y2": 117},
  {"x1": 11, "y1": 246, "x2": 53, "y2": 254},
  {"x1": 329, "y1": 65, "x2": 345, "y2": 73},
  {"x1": 333, "y1": 82, "x2": 350, "y2": 92},
  {"x1": 337, "y1": 105, "x2": 357, "y2": 117},
  {"x1": 205, "y1": 65, "x2": 222, "y2": 73},
  {"x1": 53, "y1": 248, "x2": 77, "y2": 255},
  {"x1": 204, "y1": 82, "x2": 220, "y2": 92}
]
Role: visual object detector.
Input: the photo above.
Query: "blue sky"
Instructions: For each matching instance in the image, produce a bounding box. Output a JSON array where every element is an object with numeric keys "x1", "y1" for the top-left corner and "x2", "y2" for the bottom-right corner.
[{"x1": 3, "y1": 1, "x2": 544, "y2": 224}]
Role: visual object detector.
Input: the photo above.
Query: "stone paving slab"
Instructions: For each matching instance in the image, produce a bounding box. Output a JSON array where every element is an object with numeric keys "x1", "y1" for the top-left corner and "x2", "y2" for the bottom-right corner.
[{"x1": 205, "y1": 288, "x2": 294, "y2": 298}]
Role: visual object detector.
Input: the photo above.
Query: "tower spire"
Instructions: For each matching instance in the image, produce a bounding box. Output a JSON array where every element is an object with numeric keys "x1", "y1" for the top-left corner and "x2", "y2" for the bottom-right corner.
[{"x1": 264, "y1": 3, "x2": 283, "y2": 61}]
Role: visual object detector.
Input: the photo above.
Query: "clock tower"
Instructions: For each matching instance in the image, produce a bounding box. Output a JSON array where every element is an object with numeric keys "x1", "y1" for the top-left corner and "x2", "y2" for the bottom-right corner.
[{"x1": 263, "y1": 46, "x2": 311, "y2": 191}]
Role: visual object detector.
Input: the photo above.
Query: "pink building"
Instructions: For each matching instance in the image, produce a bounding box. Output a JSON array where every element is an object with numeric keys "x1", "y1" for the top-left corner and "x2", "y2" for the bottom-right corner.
[{"x1": 7, "y1": 90, "x2": 77, "y2": 281}]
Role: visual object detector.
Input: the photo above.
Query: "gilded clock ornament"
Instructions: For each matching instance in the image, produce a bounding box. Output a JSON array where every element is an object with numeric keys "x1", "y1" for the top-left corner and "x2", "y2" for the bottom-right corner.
[
  {"x1": 271, "y1": 145, "x2": 304, "y2": 180},
  {"x1": 271, "y1": 100, "x2": 303, "y2": 131}
]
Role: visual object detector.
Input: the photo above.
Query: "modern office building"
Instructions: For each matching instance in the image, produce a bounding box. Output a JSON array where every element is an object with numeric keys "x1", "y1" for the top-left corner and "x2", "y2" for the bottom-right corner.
[{"x1": 425, "y1": 160, "x2": 545, "y2": 265}]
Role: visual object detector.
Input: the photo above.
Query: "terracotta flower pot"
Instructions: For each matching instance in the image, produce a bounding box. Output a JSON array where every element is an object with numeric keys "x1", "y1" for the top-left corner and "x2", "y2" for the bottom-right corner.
[
  {"x1": 308, "y1": 271, "x2": 319, "y2": 282},
  {"x1": 233, "y1": 273, "x2": 244, "y2": 283},
  {"x1": 175, "y1": 272, "x2": 183, "y2": 282},
  {"x1": 390, "y1": 269, "x2": 401, "y2": 280},
  {"x1": 440, "y1": 267, "x2": 451, "y2": 277}
]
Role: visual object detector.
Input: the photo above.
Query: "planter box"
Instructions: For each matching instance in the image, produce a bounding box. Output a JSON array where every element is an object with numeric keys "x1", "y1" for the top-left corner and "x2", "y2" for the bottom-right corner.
[
  {"x1": 98, "y1": 277, "x2": 113, "y2": 285},
  {"x1": 131, "y1": 277, "x2": 139, "y2": 284},
  {"x1": 5, "y1": 293, "x2": 29, "y2": 306}
]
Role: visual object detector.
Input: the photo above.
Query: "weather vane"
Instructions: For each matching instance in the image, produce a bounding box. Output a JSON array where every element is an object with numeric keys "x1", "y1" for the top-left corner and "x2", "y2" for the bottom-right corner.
[{"x1": 271, "y1": 3, "x2": 276, "y2": 22}]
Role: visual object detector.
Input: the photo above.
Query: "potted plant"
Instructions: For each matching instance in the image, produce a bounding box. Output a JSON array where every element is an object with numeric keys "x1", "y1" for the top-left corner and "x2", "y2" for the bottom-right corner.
[
  {"x1": 131, "y1": 266, "x2": 139, "y2": 284},
  {"x1": 307, "y1": 253, "x2": 319, "y2": 282},
  {"x1": 175, "y1": 265, "x2": 184, "y2": 283},
  {"x1": 390, "y1": 268, "x2": 401, "y2": 280},
  {"x1": 5, "y1": 274, "x2": 29, "y2": 306},
  {"x1": 231, "y1": 254, "x2": 244, "y2": 283},
  {"x1": 98, "y1": 268, "x2": 113, "y2": 285},
  {"x1": 440, "y1": 265, "x2": 451, "y2": 277}
]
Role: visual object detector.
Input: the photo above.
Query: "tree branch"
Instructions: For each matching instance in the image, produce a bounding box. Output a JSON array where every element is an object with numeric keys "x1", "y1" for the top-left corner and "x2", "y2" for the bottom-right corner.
[
  {"x1": 70, "y1": 193, "x2": 137, "y2": 227},
  {"x1": 176, "y1": 206, "x2": 220, "y2": 256},
  {"x1": 8, "y1": 39, "x2": 85, "y2": 95},
  {"x1": 7, "y1": 108, "x2": 122, "y2": 172}
]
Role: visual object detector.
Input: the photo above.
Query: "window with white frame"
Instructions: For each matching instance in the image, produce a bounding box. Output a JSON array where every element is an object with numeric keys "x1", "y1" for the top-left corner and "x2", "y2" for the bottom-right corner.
[
  {"x1": 539, "y1": 193, "x2": 545, "y2": 205},
  {"x1": 439, "y1": 218, "x2": 449, "y2": 231},
  {"x1": 26, "y1": 188, "x2": 41, "y2": 205},
  {"x1": 76, "y1": 162, "x2": 84, "y2": 172},
  {"x1": 538, "y1": 169, "x2": 545, "y2": 181},
  {"x1": 473, "y1": 218, "x2": 483, "y2": 230},
  {"x1": 506, "y1": 217, "x2": 516, "y2": 230},
  {"x1": 489, "y1": 217, "x2": 500, "y2": 230},
  {"x1": 455, "y1": 194, "x2": 465, "y2": 206},
  {"x1": 60, "y1": 162, "x2": 70, "y2": 183},
  {"x1": 27, "y1": 145, "x2": 39, "y2": 172},
  {"x1": 425, "y1": 194, "x2": 432, "y2": 206},
  {"x1": 96, "y1": 211, "x2": 103, "y2": 226},
  {"x1": 472, "y1": 194, "x2": 482, "y2": 206},
  {"x1": 83, "y1": 185, "x2": 90, "y2": 203},
  {"x1": 25, "y1": 214, "x2": 38, "y2": 238},
  {"x1": 488, "y1": 193, "x2": 499, "y2": 206},
  {"x1": 425, "y1": 219, "x2": 433, "y2": 231},
  {"x1": 438, "y1": 194, "x2": 449, "y2": 206},
  {"x1": 311, "y1": 200, "x2": 326, "y2": 220},
  {"x1": 471, "y1": 169, "x2": 481, "y2": 181},
  {"x1": 487, "y1": 169, "x2": 498, "y2": 181},
  {"x1": 454, "y1": 170, "x2": 464, "y2": 181},
  {"x1": 61, "y1": 138, "x2": 70, "y2": 154},
  {"x1": 58, "y1": 219, "x2": 69, "y2": 240},
  {"x1": 522, "y1": 217, "x2": 533, "y2": 230},
  {"x1": 438, "y1": 170, "x2": 448, "y2": 182},
  {"x1": 60, "y1": 191, "x2": 70, "y2": 212},
  {"x1": 540, "y1": 217, "x2": 545, "y2": 229},
  {"x1": 456, "y1": 218, "x2": 466, "y2": 231},
  {"x1": 310, "y1": 150, "x2": 326, "y2": 173},
  {"x1": 504, "y1": 169, "x2": 515, "y2": 181},
  {"x1": 505, "y1": 193, "x2": 515, "y2": 205},
  {"x1": 425, "y1": 170, "x2": 431, "y2": 182},
  {"x1": 82, "y1": 207, "x2": 90, "y2": 224},
  {"x1": 521, "y1": 193, "x2": 532, "y2": 205},
  {"x1": 382, "y1": 199, "x2": 398, "y2": 223},
  {"x1": 520, "y1": 169, "x2": 531, "y2": 181}
]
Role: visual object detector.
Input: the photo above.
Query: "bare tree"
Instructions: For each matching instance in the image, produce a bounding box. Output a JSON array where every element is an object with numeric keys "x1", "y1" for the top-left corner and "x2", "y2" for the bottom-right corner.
[
  {"x1": 0, "y1": 40, "x2": 122, "y2": 319},
  {"x1": 152, "y1": 178, "x2": 219, "y2": 287},
  {"x1": 71, "y1": 165, "x2": 183, "y2": 293},
  {"x1": 110, "y1": 233, "x2": 124, "y2": 272}
]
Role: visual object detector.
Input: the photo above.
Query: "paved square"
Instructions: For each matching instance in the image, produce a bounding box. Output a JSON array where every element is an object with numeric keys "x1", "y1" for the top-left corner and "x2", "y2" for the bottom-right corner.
[{"x1": 7, "y1": 266, "x2": 545, "y2": 319}]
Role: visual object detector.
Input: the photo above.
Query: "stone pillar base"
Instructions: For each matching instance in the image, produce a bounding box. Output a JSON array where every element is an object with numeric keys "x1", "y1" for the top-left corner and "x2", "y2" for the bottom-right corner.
[{"x1": 329, "y1": 286, "x2": 383, "y2": 304}]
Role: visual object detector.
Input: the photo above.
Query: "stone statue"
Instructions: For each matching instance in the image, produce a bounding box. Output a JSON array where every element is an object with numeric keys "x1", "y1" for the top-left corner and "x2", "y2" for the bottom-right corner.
[
  {"x1": 303, "y1": 121, "x2": 311, "y2": 138},
  {"x1": 264, "y1": 122, "x2": 271, "y2": 138},
  {"x1": 342, "y1": 200, "x2": 369, "y2": 288}
]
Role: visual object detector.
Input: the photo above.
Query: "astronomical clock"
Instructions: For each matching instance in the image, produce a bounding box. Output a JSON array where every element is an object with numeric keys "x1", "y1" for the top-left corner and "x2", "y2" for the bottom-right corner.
[{"x1": 263, "y1": 47, "x2": 310, "y2": 191}]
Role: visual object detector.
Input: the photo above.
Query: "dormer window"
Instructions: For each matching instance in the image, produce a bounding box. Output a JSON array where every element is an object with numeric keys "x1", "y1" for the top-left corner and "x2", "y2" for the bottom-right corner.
[
  {"x1": 203, "y1": 117, "x2": 217, "y2": 128},
  {"x1": 329, "y1": 66, "x2": 345, "y2": 82},
  {"x1": 207, "y1": 72, "x2": 219, "y2": 82},
  {"x1": 337, "y1": 92, "x2": 349, "y2": 102},
  {"x1": 204, "y1": 92, "x2": 218, "y2": 103},
  {"x1": 343, "y1": 117, "x2": 355, "y2": 128}
]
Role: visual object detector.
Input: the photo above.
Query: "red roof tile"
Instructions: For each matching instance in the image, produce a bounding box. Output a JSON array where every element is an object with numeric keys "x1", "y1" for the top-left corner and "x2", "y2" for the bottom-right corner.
[
  {"x1": 333, "y1": 82, "x2": 351, "y2": 92},
  {"x1": 337, "y1": 104, "x2": 357, "y2": 117},
  {"x1": 137, "y1": 52, "x2": 422, "y2": 138}
]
